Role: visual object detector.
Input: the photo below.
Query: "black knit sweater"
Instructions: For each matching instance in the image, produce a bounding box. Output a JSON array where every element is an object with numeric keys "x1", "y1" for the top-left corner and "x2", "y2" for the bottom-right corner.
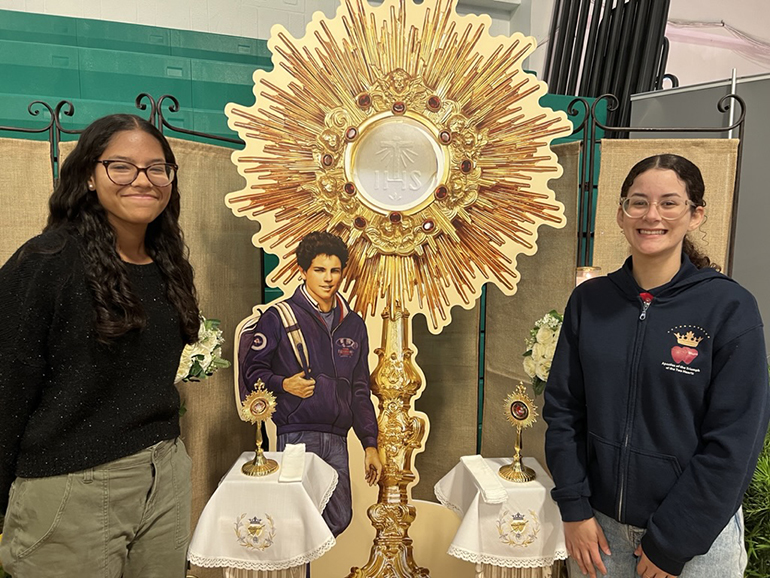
[{"x1": 0, "y1": 231, "x2": 185, "y2": 515}]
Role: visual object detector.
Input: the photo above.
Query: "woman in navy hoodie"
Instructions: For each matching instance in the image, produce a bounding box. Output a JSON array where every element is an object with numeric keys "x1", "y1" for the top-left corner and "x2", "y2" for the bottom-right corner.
[{"x1": 544, "y1": 154, "x2": 769, "y2": 578}]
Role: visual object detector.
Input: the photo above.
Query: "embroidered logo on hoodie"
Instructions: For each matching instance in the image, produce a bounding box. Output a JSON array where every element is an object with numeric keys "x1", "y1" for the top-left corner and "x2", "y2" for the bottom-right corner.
[
  {"x1": 661, "y1": 325, "x2": 709, "y2": 376},
  {"x1": 336, "y1": 337, "x2": 359, "y2": 358}
]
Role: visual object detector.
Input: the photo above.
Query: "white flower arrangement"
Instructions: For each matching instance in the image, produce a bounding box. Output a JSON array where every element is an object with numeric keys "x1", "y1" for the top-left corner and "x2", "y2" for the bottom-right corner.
[
  {"x1": 523, "y1": 310, "x2": 563, "y2": 395},
  {"x1": 175, "y1": 317, "x2": 231, "y2": 384}
]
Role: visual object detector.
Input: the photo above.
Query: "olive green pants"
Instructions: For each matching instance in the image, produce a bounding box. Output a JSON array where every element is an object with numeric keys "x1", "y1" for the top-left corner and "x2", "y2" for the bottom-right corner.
[{"x1": 0, "y1": 438, "x2": 192, "y2": 578}]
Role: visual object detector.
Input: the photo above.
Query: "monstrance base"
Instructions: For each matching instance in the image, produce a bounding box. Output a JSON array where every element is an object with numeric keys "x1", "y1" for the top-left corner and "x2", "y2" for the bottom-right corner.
[
  {"x1": 241, "y1": 456, "x2": 279, "y2": 476},
  {"x1": 498, "y1": 461, "x2": 536, "y2": 483}
]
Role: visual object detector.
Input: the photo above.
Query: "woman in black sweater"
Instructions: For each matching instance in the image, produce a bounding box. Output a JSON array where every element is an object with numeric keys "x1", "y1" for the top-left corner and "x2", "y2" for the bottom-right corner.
[{"x1": 0, "y1": 114, "x2": 199, "y2": 577}]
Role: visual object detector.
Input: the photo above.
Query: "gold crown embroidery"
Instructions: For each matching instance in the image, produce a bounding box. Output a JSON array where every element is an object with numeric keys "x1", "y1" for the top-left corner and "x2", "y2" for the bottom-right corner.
[{"x1": 674, "y1": 331, "x2": 703, "y2": 348}]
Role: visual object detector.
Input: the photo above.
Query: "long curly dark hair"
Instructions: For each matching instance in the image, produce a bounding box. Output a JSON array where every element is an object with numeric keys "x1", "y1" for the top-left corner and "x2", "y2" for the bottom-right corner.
[
  {"x1": 620, "y1": 153, "x2": 720, "y2": 271},
  {"x1": 45, "y1": 114, "x2": 199, "y2": 344}
]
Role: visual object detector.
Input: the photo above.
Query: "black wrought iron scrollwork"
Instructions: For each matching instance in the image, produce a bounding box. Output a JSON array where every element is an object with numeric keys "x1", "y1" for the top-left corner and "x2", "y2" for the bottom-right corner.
[
  {"x1": 135, "y1": 93, "x2": 158, "y2": 128},
  {"x1": 157, "y1": 94, "x2": 242, "y2": 145},
  {"x1": 567, "y1": 97, "x2": 590, "y2": 137},
  {"x1": 53, "y1": 100, "x2": 78, "y2": 135},
  {"x1": 0, "y1": 100, "x2": 58, "y2": 179}
]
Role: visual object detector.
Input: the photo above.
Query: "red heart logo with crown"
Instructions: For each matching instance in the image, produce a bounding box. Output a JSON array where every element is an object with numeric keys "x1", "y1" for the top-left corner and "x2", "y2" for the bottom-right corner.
[
  {"x1": 671, "y1": 346, "x2": 699, "y2": 365},
  {"x1": 682, "y1": 347, "x2": 698, "y2": 364}
]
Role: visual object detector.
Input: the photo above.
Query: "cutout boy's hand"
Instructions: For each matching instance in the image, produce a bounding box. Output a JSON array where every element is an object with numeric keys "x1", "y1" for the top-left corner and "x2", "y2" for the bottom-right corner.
[
  {"x1": 364, "y1": 446, "x2": 383, "y2": 486},
  {"x1": 282, "y1": 371, "x2": 315, "y2": 398}
]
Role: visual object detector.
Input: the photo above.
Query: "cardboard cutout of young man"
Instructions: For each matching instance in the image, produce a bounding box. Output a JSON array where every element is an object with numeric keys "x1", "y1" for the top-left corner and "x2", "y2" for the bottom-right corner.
[{"x1": 240, "y1": 231, "x2": 382, "y2": 536}]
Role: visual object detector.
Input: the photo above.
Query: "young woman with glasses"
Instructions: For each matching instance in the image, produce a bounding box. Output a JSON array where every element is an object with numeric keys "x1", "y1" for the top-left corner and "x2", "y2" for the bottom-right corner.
[
  {"x1": 544, "y1": 154, "x2": 769, "y2": 578},
  {"x1": 0, "y1": 114, "x2": 199, "y2": 577}
]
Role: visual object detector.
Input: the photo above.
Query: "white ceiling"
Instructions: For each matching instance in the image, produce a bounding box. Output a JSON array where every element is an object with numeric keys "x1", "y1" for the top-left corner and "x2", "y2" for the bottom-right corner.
[{"x1": 668, "y1": 0, "x2": 770, "y2": 43}]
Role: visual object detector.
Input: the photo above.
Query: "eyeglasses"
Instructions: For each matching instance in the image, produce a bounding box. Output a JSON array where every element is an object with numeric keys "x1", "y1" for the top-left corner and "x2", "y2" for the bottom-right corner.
[
  {"x1": 619, "y1": 196, "x2": 700, "y2": 220},
  {"x1": 95, "y1": 159, "x2": 177, "y2": 187}
]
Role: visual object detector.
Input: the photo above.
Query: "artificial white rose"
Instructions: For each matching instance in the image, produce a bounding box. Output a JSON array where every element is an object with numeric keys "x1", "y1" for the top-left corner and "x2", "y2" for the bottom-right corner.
[
  {"x1": 190, "y1": 342, "x2": 213, "y2": 372},
  {"x1": 523, "y1": 355, "x2": 537, "y2": 379},
  {"x1": 199, "y1": 329, "x2": 219, "y2": 352},
  {"x1": 176, "y1": 346, "x2": 194, "y2": 383},
  {"x1": 535, "y1": 359, "x2": 552, "y2": 382},
  {"x1": 544, "y1": 341, "x2": 557, "y2": 363},
  {"x1": 536, "y1": 325, "x2": 555, "y2": 346}
]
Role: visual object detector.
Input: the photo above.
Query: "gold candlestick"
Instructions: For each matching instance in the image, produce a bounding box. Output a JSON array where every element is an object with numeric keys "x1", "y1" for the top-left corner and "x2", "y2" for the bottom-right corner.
[
  {"x1": 240, "y1": 379, "x2": 279, "y2": 477},
  {"x1": 499, "y1": 383, "x2": 538, "y2": 483}
]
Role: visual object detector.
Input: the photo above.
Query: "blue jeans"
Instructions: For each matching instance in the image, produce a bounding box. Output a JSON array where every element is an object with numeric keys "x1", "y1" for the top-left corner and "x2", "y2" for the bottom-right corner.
[
  {"x1": 277, "y1": 431, "x2": 352, "y2": 537},
  {"x1": 568, "y1": 509, "x2": 747, "y2": 577}
]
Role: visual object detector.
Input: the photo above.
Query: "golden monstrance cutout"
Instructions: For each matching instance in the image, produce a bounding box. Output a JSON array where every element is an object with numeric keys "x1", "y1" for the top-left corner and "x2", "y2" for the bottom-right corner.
[
  {"x1": 240, "y1": 380, "x2": 279, "y2": 476},
  {"x1": 225, "y1": 0, "x2": 570, "y2": 574},
  {"x1": 499, "y1": 382, "x2": 539, "y2": 482}
]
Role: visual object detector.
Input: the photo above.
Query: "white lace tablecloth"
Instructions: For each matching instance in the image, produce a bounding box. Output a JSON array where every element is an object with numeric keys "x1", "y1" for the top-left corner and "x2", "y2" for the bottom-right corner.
[
  {"x1": 188, "y1": 451, "x2": 338, "y2": 571},
  {"x1": 434, "y1": 457, "x2": 568, "y2": 569}
]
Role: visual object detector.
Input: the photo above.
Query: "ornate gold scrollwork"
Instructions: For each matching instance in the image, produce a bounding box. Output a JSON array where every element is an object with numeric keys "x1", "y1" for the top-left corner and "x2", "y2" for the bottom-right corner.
[{"x1": 348, "y1": 303, "x2": 428, "y2": 578}]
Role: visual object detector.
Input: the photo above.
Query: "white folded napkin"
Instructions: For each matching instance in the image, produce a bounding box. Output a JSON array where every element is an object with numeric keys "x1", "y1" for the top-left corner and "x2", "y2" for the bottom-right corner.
[
  {"x1": 278, "y1": 443, "x2": 306, "y2": 482},
  {"x1": 460, "y1": 455, "x2": 508, "y2": 504}
]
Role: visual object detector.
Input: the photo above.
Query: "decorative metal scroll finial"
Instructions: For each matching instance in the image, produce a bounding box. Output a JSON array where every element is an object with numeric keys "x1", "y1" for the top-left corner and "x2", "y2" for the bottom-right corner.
[
  {"x1": 240, "y1": 379, "x2": 279, "y2": 476},
  {"x1": 499, "y1": 382, "x2": 538, "y2": 483}
]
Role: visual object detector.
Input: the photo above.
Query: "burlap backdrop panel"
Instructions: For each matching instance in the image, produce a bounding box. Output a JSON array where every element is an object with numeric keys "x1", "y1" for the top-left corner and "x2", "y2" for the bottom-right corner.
[
  {"x1": 593, "y1": 139, "x2": 738, "y2": 274},
  {"x1": 0, "y1": 138, "x2": 54, "y2": 264},
  {"x1": 481, "y1": 141, "x2": 581, "y2": 471},
  {"x1": 168, "y1": 138, "x2": 261, "y2": 564},
  {"x1": 413, "y1": 304, "x2": 480, "y2": 500}
]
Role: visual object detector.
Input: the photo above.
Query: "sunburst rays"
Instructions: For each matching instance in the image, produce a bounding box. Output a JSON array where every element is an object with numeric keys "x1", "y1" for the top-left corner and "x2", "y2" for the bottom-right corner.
[{"x1": 225, "y1": 0, "x2": 571, "y2": 332}]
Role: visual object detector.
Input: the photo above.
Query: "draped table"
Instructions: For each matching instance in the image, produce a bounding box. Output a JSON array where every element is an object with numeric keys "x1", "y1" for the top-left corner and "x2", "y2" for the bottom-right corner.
[
  {"x1": 188, "y1": 451, "x2": 338, "y2": 578},
  {"x1": 435, "y1": 457, "x2": 568, "y2": 578}
]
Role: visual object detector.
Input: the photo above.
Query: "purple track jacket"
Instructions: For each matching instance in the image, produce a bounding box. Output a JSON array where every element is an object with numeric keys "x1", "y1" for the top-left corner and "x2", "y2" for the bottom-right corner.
[{"x1": 239, "y1": 286, "x2": 378, "y2": 449}]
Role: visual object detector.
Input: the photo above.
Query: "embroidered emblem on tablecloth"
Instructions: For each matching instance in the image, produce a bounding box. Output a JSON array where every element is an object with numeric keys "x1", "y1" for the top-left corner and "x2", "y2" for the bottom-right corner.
[
  {"x1": 235, "y1": 513, "x2": 276, "y2": 550},
  {"x1": 496, "y1": 508, "x2": 540, "y2": 548}
]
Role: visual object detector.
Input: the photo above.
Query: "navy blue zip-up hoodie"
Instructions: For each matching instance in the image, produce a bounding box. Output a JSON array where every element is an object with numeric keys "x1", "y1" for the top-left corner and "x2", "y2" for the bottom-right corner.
[
  {"x1": 544, "y1": 255, "x2": 769, "y2": 575},
  {"x1": 239, "y1": 286, "x2": 378, "y2": 449}
]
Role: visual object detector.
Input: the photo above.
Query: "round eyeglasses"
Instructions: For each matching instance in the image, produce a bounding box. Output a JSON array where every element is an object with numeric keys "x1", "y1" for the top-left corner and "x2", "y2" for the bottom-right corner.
[
  {"x1": 95, "y1": 160, "x2": 177, "y2": 187},
  {"x1": 619, "y1": 196, "x2": 699, "y2": 220}
]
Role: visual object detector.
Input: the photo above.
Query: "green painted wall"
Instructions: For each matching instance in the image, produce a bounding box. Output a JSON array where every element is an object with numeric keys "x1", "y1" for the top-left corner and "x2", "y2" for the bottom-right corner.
[{"x1": 0, "y1": 9, "x2": 270, "y2": 140}]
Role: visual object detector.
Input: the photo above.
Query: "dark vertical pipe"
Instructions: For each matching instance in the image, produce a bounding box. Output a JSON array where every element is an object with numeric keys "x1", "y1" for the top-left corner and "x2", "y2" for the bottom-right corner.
[
  {"x1": 636, "y1": 0, "x2": 666, "y2": 92},
  {"x1": 587, "y1": 0, "x2": 615, "y2": 97},
  {"x1": 655, "y1": 37, "x2": 670, "y2": 89},
  {"x1": 543, "y1": 0, "x2": 563, "y2": 83},
  {"x1": 556, "y1": 0, "x2": 581, "y2": 93},
  {"x1": 566, "y1": 0, "x2": 592, "y2": 94},
  {"x1": 599, "y1": 0, "x2": 627, "y2": 98},
  {"x1": 578, "y1": 0, "x2": 606, "y2": 96},
  {"x1": 616, "y1": 0, "x2": 650, "y2": 130},
  {"x1": 607, "y1": 0, "x2": 638, "y2": 129},
  {"x1": 726, "y1": 97, "x2": 746, "y2": 276},
  {"x1": 549, "y1": 0, "x2": 573, "y2": 92}
]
